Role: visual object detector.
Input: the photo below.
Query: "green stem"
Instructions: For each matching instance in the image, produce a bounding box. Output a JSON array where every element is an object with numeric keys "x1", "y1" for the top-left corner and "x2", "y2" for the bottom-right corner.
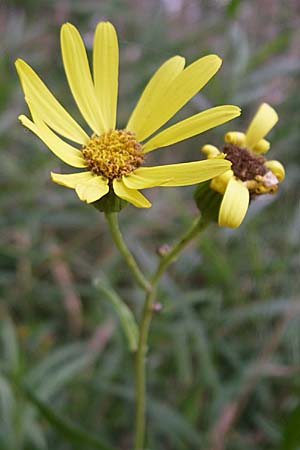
[
  {"x1": 134, "y1": 216, "x2": 206, "y2": 449},
  {"x1": 105, "y1": 212, "x2": 151, "y2": 292},
  {"x1": 152, "y1": 216, "x2": 207, "y2": 284}
]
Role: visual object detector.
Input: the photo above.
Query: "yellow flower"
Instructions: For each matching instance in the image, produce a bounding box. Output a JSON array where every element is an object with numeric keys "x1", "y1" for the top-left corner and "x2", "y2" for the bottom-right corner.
[
  {"x1": 16, "y1": 22, "x2": 240, "y2": 208},
  {"x1": 202, "y1": 103, "x2": 285, "y2": 228}
]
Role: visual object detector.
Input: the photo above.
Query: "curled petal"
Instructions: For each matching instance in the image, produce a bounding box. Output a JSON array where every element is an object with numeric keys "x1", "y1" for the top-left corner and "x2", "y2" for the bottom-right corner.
[
  {"x1": 210, "y1": 169, "x2": 234, "y2": 195},
  {"x1": 265, "y1": 160, "x2": 285, "y2": 182},
  {"x1": 253, "y1": 138, "x2": 270, "y2": 154},
  {"x1": 202, "y1": 144, "x2": 221, "y2": 158},
  {"x1": 225, "y1": 131, "x2": 246, "y2": 147}
]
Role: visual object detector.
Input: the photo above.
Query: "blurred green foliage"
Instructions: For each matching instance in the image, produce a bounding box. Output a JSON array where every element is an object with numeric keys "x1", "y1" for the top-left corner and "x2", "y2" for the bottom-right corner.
[{"x1": 1, "y1": 0, "x2": 300, "y2": 449}]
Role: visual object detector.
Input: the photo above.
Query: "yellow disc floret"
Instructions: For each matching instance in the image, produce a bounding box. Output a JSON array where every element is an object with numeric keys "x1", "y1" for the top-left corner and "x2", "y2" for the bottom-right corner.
[{"x1": 82, "y1": 129, "x2": 144, "y2": 180}]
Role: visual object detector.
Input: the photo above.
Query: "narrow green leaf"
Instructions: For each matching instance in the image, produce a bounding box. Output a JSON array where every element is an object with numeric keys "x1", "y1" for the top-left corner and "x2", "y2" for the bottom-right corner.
[
  {"x1": 94, "y1": 278, "x2": 139, "y2": 352},
  {"x1": 280, "y1": 404, "x2": 300, "y2": 450},
  {"x1": 226, "y1": 0, "x2": 241, "y2": 16},
  {"x1": 0, "y1": 317, "x2": 20, "y2": 373},
  {"x1": 23, "y1": 387, "x2": 117, "y2": 450}
]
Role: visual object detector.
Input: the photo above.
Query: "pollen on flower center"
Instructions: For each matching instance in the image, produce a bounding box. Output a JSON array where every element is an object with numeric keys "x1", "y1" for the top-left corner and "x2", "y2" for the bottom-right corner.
[{"x1": 82, "y1": 129, "x2": 144, "y2": 180}]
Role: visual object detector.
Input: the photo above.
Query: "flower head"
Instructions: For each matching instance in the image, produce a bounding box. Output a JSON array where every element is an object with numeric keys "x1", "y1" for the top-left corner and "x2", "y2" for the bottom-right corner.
[
  {"x1": 200, "y1": 103, "x2": 285, "y2": 227},
  {"x1": 16, "y1": 22, "x2": 240, "y2": 209}
]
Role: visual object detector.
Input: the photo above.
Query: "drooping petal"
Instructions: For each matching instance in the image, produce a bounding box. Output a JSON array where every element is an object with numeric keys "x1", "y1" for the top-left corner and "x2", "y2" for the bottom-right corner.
[
  {"x1": 123, "y1": 159, "x2": 231, "y2": 189},
  {"x1": 143, "y1": 105, "x2": 241, "y2": 153},
  {"x1": 128, "y1": 55, "x2": 221, "y2": 142},
  {"x1": 19, "y1": 114, "x2": 87, "y2": 168},
  {"x1": 60, "y1": 23, "x2": 106, "y2": 134},
  {"x1": 15, "y1": 59, "x2": 89, "y2": 145},
  {"x1": 245, "y1": 103, "x2": 278, "y2": 149},
  {"x1": 93, "y1": 22, "x2": 119, "y2": 130},
  {"x1": 75, "y1": 176, "x2": 109, "y2": 203},
  {"x1": 218, "y1": 177, "x2": 249, "y2": 228},
  {"x1": 126, "y1": 56, "x2": 185, "y2": 141},
  {"x1": 51, "y1": 171, "x2": 93, "y2": 188},
  {"x1": 113, "y1": 179, "x2": 151, "y2": 208}
]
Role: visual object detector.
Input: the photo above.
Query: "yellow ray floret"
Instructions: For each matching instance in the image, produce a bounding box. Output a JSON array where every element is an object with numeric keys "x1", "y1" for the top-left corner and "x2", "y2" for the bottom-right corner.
[
  {"x1": 60, "y1": 23, "x2": 106, "y2": 134},
  {"x1": 19, "y1": 113, "x2": 87, "y2": 168},
  {"x1": 143, "y1": 105, "x2": 241, "y2": 153},
  {"x1": 219, "y1": 178, "x2": 250, "y2": 228},
  {"x1": 15, "y1": 59, "x2": 89, "y2": 145},
  {"x1": 123, "y1": 159, "x2": 231, "y2": 189},
  {"x1": 126, "y1": 56, "x2": 185, "y2": 142},
  {"x1": 113, "y1": 180, "x2": 151, "y2": 208},
  {"x1": 245, "y1": 103, "x2": 278, "y2": 150},
  {"x1": 93, "y1": 22, "x2": 119, "y2": 130},
  {"x1": 128, "y1": 55, "x2": 223, "y2": 142}
]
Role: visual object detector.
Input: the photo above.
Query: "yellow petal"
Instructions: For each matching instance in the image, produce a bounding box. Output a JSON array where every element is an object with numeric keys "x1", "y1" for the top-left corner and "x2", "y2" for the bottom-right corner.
[
  {"x1": 143, "y1": 105, "x2": 241, "y2": 153},
  {"x1": 123, "y1": 159, "x2": 231, "y2": 189},
  {"x1": 219, "y1": 177, "x2": 249, "y2": 228},
  {"x1": 19, "y1": 113, "x2": 87, "y2": 168},
  {"x1": 15, "y1": 59, "x2": 89, "y2": 145},
  {"x1": 75, "y1": 176, "x2": 109, "y2": 203},
  {"x1": 224, "y1": 131, "x2": 246, "y2": 147},
  {"x1": 51, "y1": 171, "x2": 93, "y2": 188},
  {"x1": 60, "y1": 23, "x2": 106, "y2": 134},
  {"x1": 113, "y1": 179, "x2": 151, "y2": 208},
  {"x1": 126, "y1": 56, "x2": 185, "y2": 141},
  {"x1": 245, "y1": 103, "x2": 278, "y2": 149},
  {"x1": 210, "y1": 169, "x2": 234, "y2": 194},
  {"x1": 202, "y1": 144, "x2": 221, "y2": 158},
  {"x1": 93, "y1": 22, "x2": 119, "y2": 130},
  {"x1": 265, "y1": 160, "x2": 285, "y2": 182},
  {"x1": 253, "y1": 138, "x2": 270, "y2": 154}
]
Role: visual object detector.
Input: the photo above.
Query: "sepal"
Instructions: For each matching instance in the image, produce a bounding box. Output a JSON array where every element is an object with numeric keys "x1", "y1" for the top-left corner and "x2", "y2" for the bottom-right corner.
[
  {"x1": 92, "y1": 187, "x2": 128, "y2": 213},
  {"x1": 194, "y1": 180, "x2": 222, "y2": 223}
]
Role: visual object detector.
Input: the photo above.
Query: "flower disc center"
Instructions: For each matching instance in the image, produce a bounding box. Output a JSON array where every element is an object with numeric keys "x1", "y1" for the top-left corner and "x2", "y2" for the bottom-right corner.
[
  {"x1": 222, "y1": 143, "x2": 279, "y2": 196},
  {"x1": 82, "y1": 129, "x2": 144, "y2": 180},
  {"x1": 223, "y1": 143, "x2": 267, "y2": 181}
]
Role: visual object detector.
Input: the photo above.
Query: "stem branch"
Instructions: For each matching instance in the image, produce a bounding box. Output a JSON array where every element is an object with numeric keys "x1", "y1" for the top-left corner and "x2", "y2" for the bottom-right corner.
[{"x1": 134, "y1": 216, "x2": 206, "y2": 449}]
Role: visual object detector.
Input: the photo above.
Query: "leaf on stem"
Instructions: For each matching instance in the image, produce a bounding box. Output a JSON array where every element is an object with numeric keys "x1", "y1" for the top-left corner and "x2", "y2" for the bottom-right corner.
[{"x1": 94, "y1": 277, "x2": 139, "y2": 352}]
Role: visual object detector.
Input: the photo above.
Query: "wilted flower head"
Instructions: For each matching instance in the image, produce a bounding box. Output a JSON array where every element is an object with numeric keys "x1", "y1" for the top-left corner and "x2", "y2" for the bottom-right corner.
[
  {"x1": 198, "y1": 103, "x2": 285, "y2": 228},
  {"x1": 16, "y1": 21, "x2": 240, "y2": 210}
]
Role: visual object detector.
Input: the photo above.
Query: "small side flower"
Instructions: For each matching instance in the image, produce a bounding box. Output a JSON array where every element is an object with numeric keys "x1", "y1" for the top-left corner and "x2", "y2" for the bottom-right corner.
[{"x1": 194, "y1": 103, "x2": 285, "y2": 228}]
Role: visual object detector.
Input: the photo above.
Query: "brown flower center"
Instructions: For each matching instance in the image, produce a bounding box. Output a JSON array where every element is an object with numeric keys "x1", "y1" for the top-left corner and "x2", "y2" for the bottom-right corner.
[
  {"x1": 222, "y1": 143, "x2": 279, "y2": 197},
  {"x1": 82, "y1": 129, "x2": 144, "y2": 180},
  {"x1": 223, "y1": 143, "x2": 267, "y2": 181}
]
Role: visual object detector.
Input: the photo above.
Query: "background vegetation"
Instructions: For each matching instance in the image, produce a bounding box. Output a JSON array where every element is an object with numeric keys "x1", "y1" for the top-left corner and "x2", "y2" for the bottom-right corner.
[{"x1": 1, "y1": 0, "x2": 300, "y2": 449}]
